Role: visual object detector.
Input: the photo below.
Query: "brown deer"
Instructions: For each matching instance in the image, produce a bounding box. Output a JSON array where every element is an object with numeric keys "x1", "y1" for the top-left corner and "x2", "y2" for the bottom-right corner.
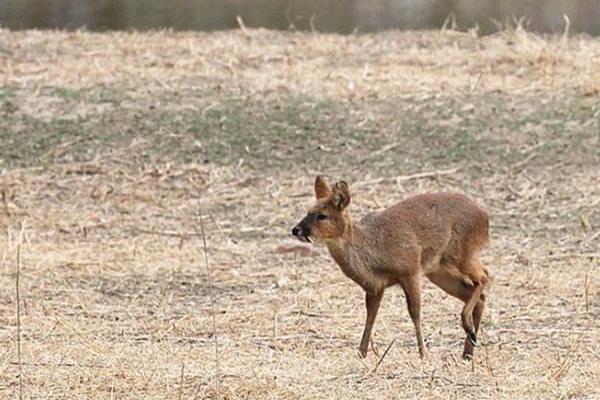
[{"x1": 291, "y1": 176, "x2": 490, "y2": 359}]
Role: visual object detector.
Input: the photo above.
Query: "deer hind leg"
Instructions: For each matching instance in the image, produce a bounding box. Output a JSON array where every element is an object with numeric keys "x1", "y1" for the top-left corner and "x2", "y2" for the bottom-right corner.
[
  {"x1": 463, "y1": 262, "x2": 489, "y2": 358},
  {"x1": 462, "y1": 293, "x2": 485, "y2": 359},
  {"x1": 359, "y1": 290, "x2": 384, "y2": 358},
  {"x1": 425, "y1": 263, "x2": 488, "y2": 359},
  {"x1": 460, "y1": 281, "x2": 484, "y2": 344},
  {"x1": 401, "y1": 275, "x2": 426, "y2": 358}
]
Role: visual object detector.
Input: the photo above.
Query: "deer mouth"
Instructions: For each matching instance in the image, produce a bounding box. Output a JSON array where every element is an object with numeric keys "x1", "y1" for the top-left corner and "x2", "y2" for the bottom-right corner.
[
  {"x1": 298, "y1": 234, "x2": 312, "y2": 243},
  {"x1": 292, "y1": 225, "x2": 312, "y2": 243}
]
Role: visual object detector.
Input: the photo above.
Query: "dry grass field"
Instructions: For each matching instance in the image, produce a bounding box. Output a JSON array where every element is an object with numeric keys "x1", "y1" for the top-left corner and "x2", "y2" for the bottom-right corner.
[{"x1": 1, "y1": 27, "x2": 599, "y2": 399}]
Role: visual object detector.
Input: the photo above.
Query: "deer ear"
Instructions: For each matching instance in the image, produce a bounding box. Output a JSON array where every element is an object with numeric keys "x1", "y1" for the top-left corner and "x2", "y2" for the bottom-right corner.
[
  {"x1": 314, "y1": 175, "x2": 331, "y2": 200},
  {"x1": 331, "y1": 181, "x2": 350, "y2": 210}
]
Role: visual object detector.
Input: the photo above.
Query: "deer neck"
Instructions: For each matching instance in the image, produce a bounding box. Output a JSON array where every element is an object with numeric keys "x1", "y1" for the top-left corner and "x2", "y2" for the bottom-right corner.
[{"x1": 325, "y1": 218, "x2": 371, "y2": 278}]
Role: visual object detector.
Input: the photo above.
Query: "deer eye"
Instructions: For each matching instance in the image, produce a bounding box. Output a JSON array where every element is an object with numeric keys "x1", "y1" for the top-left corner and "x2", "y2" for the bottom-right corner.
[{"x1": 317, "y1": 213, "x2": 328, "y2": 221}]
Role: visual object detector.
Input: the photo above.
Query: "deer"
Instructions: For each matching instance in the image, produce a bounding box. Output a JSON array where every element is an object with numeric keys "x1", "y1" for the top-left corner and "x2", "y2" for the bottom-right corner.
[{"x1": 291, "y1": 176, "x2": 490, "y2": 360}]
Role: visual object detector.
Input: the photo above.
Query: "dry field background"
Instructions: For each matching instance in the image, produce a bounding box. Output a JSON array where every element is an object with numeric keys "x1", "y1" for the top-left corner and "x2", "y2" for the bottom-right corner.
[{"x1": 0, "y1": 27, "x2": 599, "y2": 399}]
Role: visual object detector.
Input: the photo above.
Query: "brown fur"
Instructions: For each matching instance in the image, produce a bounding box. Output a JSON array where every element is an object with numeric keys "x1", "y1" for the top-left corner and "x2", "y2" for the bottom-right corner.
[{"x1": 292, "y1": 176, "x2": 490, "y2": 359}]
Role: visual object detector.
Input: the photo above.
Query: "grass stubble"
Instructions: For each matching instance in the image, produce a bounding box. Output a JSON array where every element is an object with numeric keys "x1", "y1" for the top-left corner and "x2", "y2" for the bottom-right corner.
[{"x1": 0, "y1": 25, "x2": 599, "y2": 399}]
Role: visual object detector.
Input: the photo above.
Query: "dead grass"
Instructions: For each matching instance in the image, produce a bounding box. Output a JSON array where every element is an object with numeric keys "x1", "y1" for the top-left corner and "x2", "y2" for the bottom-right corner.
[{"x1": 0, "y1": 27, "x2": 599, "y2": 399}]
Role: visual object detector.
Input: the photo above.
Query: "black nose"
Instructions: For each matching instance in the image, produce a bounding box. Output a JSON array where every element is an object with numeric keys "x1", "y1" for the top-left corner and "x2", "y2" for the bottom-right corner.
[{"x1": 291, "y1": 226, "x2": 300, "y2": 236}]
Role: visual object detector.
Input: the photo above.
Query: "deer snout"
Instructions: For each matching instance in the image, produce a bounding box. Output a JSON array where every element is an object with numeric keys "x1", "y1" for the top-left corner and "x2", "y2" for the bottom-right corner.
[{"x1": 291, "y1": 225, "x2": 312, "y2": 243}]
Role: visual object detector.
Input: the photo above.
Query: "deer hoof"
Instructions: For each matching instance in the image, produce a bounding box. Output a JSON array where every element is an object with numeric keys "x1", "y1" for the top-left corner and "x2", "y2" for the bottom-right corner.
[{"x1": 359, "y1": 347, "x2": 368, "y2": 358}]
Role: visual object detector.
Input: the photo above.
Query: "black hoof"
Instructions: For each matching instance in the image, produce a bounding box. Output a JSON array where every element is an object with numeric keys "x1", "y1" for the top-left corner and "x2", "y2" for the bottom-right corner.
[{"x1": 468, "y1": 331, "x2": 477, "y2": 346}]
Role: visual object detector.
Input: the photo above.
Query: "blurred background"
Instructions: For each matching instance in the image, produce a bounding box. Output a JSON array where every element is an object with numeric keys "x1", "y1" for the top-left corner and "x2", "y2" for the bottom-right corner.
[{"x1": 1, "y1": 0, "x2": 600, "y2": 35}]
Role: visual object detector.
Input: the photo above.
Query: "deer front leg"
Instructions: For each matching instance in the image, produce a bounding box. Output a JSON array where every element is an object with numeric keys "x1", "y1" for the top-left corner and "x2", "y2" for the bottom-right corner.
[
  {"x1": 402, "y1": 275, "x2": 426, "y2": 358},
  {"x1": 359, "y1": 290, "x2": 383, "y2": 358}
]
